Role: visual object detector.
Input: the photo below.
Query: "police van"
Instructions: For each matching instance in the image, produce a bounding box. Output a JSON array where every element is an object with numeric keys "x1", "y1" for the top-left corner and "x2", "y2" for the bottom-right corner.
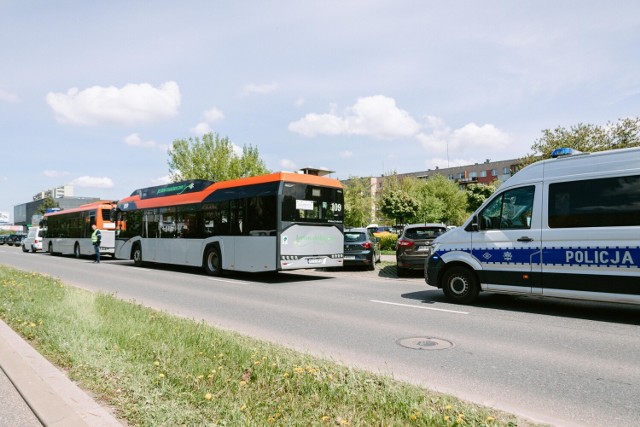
[{"x1": 425, "y1": 146, "x2": 640, "y2": 305}]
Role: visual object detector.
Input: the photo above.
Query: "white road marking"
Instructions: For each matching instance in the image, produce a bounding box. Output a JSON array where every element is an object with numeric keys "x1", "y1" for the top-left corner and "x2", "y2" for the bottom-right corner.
[
  {"x1": 207, "y1": 277, "x2": 250, "y2": 285},
  {"x1": 370, "y1": 299, "x2": 469, "y2": 315}
]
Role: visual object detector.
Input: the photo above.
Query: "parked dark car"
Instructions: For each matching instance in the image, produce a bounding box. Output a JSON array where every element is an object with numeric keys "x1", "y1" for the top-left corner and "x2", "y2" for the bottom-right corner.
[
  {"x1": 0, "y1": 235, "x2": 8, "y2": 245},
  {"x1": 343, "y1": 228, "x2": 381, "y2": 270},
  {"x1": 396, "y1": 223, "x2": 447, "y2": 276},
  {"x1": 6, "y1": 233, "x2": 27, "y2": 247}
]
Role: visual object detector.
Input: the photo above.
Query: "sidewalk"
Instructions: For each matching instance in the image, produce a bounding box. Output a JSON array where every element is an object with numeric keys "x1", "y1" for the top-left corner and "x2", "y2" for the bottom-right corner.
[{"x1": 0, "y1": 320, "x2": 123, "y2": 427}]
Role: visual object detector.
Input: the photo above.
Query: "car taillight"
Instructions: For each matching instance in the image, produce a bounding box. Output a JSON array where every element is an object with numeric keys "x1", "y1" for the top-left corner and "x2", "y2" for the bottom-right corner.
[
  {"x1": 397, "y1": 239, "x2": 414, "y2": 248},
  {"x1": 361, "y1": 242, "x2": 372, "y2": 249}
]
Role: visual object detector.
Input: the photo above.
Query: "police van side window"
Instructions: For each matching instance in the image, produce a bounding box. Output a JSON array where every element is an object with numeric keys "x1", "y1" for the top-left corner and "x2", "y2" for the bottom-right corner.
[
  {"x1": 548, "y1": 175, "x2": 640, "y2": 228},
  {"x1": 479, "y1": 186, "x2": 535, "y2": 230}
]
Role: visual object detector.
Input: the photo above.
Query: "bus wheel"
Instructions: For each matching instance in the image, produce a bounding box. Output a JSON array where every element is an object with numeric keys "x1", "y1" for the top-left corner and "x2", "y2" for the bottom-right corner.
[
  {"x1": 74, "y1": 243, "x2": 81, "y2": 258},
  {"x1": 203, "y1": 246, "x2": 222, "y2": 276},
  {"x1": 442, "y1": 266, "x2": 479, "y2": 304},
  {"x1": 132, "y1": 244, "x2": 143, "y2": 267}
]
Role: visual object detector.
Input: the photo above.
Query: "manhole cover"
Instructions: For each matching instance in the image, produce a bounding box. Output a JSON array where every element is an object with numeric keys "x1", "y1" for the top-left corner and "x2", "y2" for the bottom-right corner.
[{"x1": 397, "y1": 337, "x2": 454, "y2": 350}]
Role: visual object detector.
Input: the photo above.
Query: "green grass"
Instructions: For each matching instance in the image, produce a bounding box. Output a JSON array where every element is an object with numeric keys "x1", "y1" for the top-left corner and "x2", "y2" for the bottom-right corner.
[{"x1": 0, "y1": 266, "x2": 539, "y2": 426}]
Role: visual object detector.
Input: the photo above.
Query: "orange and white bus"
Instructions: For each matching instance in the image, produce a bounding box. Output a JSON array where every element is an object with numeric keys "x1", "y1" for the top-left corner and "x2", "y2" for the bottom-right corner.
[
  {"x1": 42, "y1": 201, "x2": 117, "y2": 257},
  {"x1": 114, "y1": 172, "x2": 344, "y2": 275}
]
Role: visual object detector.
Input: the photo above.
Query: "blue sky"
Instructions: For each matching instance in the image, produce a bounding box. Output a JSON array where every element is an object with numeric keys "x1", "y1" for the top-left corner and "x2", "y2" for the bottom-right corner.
[{"x1": 1, "y1": 1, "x2": 639, "y2": 220}]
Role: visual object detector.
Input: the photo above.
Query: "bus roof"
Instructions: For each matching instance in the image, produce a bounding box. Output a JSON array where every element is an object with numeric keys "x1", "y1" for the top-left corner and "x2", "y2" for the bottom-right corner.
[
  {"x1": 118, "y1": 172, "x2": 343, "y2": 210},
  {"x1": 43, "y1": 200, "x2": 117, "y2": 217}
]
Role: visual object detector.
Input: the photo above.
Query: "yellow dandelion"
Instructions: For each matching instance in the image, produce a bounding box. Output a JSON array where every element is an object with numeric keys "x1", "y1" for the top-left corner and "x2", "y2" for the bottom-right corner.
[
  {"x1": 240, "y1": 380, "x2": 246, "y2": 386},
  {"x1": 154, "y1": 361, "x2": 160, "y2": 366},
  {"x1": 444, "y1": 416, "x2": 450, "y2": 421},
  {"x1": 268, "y1": 417, "x2": 275, "y2": 423},
  {"x1": 254, "y1": 360, "x2": 261, "y2": 365},
  {"x1": 321, "y1": 416, "x2": 330, "y2": 422},
  {"x1": 445, "y1": 405, "x2": 452, "y2": 410},
  {"x1": 240, "y1": 404, "x2": 247, "y2": 411},
  {"x1": 197, "y1": 374, "x2": 204, "y2": 380},
  {"x1": 410, "y1": 414, "x2": 417, "y2": 421},
  {"x1": 283, "y1": 373, "x2": 289, "y2": 378},
  {"x1": 159, "y1": 373, "x2": 165, "y2": 378},
  {"x1": 486, "y1": 416, "x2": 495, "y2": 422},
  {"x1": 204, "y1": 393, "x2": 212, "y2": 400}
]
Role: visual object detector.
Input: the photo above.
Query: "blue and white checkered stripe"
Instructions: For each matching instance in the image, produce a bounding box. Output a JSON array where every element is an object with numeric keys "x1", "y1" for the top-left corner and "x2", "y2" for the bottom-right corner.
[{"x1": 436, "y1": 246, "x2": 640, "y2": 269}]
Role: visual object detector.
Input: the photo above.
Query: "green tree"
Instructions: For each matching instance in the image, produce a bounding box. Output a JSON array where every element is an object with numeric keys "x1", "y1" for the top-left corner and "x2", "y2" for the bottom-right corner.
[
  {"x1": 379, "y1": 190, "x2": 420, "y2": 225},
  {"x1": 168, "y1": 132, "x2": 270, "y2": 182},
  {"x1": 522, "y1": 117, "x2": 640, "y2": 166},
  {"x1": 343, "y1": 177, "x2": 373, "y2": 228},
  {"x1": 414, "y1": 174, "x2": 468, "y2": 225},
  {"x1": 466, "y1": 182, "x2": 498, "y2": 212},
  {"x1": 36, "y1": 197, "x2": 60, "y2": 215}
]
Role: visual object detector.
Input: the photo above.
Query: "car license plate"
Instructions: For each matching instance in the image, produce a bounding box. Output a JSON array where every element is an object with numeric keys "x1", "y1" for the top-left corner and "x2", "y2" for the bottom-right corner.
[
  {"x1": 344, "y1": 255, "x2": 356, "y2": 260},
  {"x1": 307, "y1": 258, "x2": 324, "y2": 264},
  {"x1": 416, "y1": 246, "x2": 428, "y2": 252}
]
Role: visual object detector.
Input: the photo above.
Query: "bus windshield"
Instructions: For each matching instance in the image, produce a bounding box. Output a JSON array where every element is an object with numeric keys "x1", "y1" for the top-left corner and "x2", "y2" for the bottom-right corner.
[{"x1": 281, "y1": 182, "x2": 343, "y2": 224}]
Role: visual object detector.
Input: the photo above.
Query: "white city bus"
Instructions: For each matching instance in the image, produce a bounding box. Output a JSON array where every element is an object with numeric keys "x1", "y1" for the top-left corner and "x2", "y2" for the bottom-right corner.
[
  {"x1": 114, "y1": 172, "x2": 344, "y2": 275},
  {"x1": 42, "y1": 201, "x2": 117, "y2": 258}
]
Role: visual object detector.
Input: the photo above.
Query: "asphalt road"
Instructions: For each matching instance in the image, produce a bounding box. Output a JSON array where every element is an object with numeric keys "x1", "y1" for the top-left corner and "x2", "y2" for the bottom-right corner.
[{"x1": 2, "y1": 247, "x2": 640, "y2": 427}]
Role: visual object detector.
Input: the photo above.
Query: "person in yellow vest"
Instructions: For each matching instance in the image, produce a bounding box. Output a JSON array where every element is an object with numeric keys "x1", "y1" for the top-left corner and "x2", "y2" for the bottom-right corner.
[{"x1": 91, "y1": 224, "x2": 102, "y2": 263}]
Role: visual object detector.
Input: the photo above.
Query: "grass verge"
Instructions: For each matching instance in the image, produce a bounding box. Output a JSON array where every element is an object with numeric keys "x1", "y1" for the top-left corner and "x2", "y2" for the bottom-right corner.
[{"x1": 0, "y1": 266, "x2": 537, "y2": 426}]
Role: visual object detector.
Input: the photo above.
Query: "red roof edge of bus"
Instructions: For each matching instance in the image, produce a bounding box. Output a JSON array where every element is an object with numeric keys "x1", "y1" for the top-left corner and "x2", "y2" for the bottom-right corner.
[
  {"x1": 118, "y1": 172, "x2": 343, "y2": 208},
  {"x1": 43, "y1": 200, "x2": 117, "y2": 217}
]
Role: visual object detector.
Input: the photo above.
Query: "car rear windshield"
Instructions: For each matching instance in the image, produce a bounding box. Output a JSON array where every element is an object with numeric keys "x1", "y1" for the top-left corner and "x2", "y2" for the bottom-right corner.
[
  {"x1": 404, "y1": 227, "x2": 446, "y2": 239},
  {"x1": 344, "y1": 232, "x2": 367, "y2": 242}
]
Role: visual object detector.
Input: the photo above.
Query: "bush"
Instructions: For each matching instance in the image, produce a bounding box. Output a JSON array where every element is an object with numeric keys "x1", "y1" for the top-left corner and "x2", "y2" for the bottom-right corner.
[{"x1": 378, "y1": 233, "x2": 398, "y2": 251}]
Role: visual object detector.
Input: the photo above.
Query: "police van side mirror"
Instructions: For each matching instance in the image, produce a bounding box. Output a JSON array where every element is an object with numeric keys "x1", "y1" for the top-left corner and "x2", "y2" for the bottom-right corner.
[{"x1": 466, "y1": 215, "x2": 479, "y2": 232}]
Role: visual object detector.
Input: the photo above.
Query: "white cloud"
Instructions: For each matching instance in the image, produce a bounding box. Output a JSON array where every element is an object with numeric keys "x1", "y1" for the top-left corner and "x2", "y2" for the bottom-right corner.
[
  {"x1": 70, "y1": 176, "x2": 114, "y2": 188},
  {"x1": 0, "y1": 87, "x2": 19, "y2": 102},
  {"x1": 425, "y1": 157, "x2": 478, "y2": 170},
  {"x1": 451, "y1": 123, "x2": 510, "y2": 149},
  {"x1": 151, "y1": 175, "x2": 172, "y2": 185},
  {"x1": 288, "y1": 113, "x2": 347, "y2": 137},
  {"x1": 231, "y1": 143, "x2": 243, "y2": 157},
  {"x1": 46, "y1": 81, "x2": 180, "y2": 126},
  {"x1": 339, "y1": 150, "x2": 353, "y2": 158},
  {"x1": 124, "y1": 133, "x2": 169, "y2": 151},
  {"x1": 280, "y1": 159, "x2": 298, "y2": 171},
  {"x1": 288, "y1": 95, "x2": 421, "y2": 139},
  {"x1": 203, "y1": 107, "x2": 224, "y2": 122},
  {"x1": 43, "y1": 170, "x2": 70, "y2": 178},
  {"x1": 190, "y1": 122, "x2": 212, "y2": 135},
  {"x1": 240, "y1": 82, "x2": 278, "y2": 97},
  {"x1": 417, "y1": 117, "x2": 511, "y2": 159}
]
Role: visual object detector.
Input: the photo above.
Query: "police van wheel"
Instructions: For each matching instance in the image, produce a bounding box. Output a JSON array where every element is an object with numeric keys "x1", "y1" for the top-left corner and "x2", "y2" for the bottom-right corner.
[
  {"x1": 132, "y1": 244, "x2": 143, "y2": 267},
  {"x1": 203, "y1": 246, "x2": 222, "y2": 276},
  {"x1": 442, "y1": 266, "x2": 479, "y2": 304}
]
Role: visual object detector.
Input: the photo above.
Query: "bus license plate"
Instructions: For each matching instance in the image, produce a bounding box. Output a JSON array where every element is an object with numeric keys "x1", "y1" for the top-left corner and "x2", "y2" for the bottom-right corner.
[
  {"x1": 344, "y1": 256, "x2": 355, "y2": 260},
  {"x1": 307, "y1": 258, "x2": 324, "y2": 264}
]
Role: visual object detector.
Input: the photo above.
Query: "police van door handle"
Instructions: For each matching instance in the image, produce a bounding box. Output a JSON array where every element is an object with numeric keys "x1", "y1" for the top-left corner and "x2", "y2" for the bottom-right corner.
[{"x1": 517, "y1": 236, "x2": 534, "y2": 242}]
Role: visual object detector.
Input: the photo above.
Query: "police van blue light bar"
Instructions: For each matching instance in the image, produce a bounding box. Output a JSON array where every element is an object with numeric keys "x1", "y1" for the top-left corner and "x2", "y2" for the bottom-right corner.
[{"x1": 551, "y1": 147, "x2": 583, "y2": 158}]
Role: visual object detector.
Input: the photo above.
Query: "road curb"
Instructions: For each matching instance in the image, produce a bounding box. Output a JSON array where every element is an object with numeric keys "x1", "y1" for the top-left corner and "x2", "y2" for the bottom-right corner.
[{"x1": 0, "y1": 320, "x2": 123, "y2": 427}]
